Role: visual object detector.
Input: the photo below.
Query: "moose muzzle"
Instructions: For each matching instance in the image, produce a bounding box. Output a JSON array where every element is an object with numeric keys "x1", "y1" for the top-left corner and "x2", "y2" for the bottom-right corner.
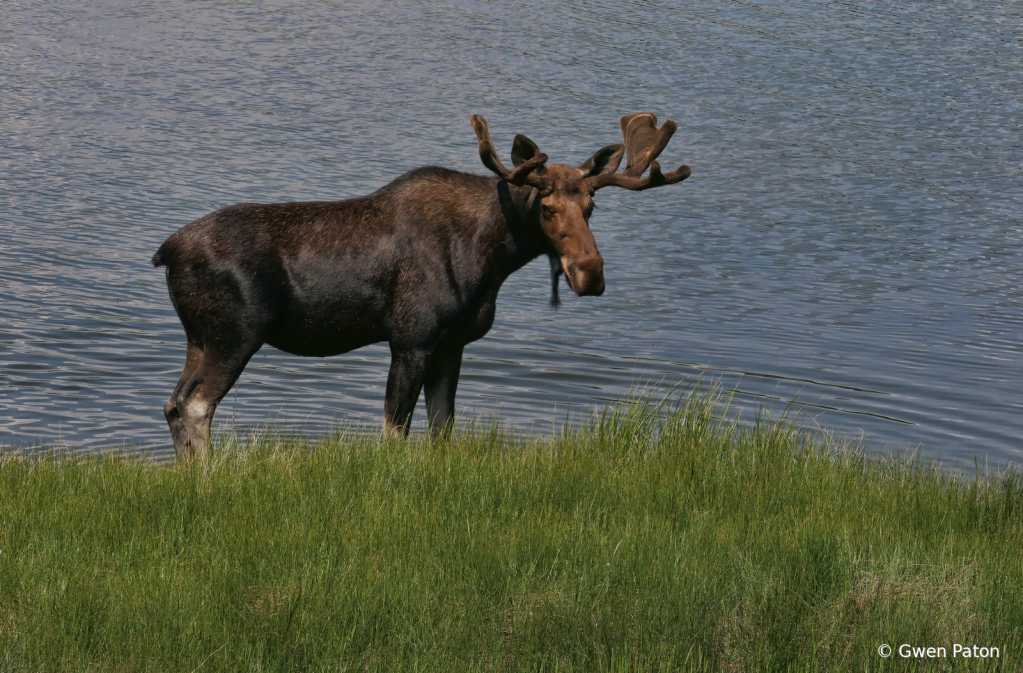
[{"x1": 562, "y1": 253, "x2": 605, "y2": 296}]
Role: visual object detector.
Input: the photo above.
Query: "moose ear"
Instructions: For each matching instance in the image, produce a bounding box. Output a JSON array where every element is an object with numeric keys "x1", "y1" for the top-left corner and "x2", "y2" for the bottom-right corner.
[
  {"x1": 578, "y1": 143, "x2": 625, "y2": 177},
  {"x1": 511, "y1": 134, "x2": 543, "y2": 168}
]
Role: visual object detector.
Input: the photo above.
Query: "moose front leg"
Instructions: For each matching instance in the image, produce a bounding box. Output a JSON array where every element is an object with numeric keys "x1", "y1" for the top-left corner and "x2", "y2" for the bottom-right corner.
[
  {"x1": 424, "y1": 345, "x2": 463, "y2": 438},
  {"x1": 384, "y1": 346, "x2": 429, "y2": 437}
]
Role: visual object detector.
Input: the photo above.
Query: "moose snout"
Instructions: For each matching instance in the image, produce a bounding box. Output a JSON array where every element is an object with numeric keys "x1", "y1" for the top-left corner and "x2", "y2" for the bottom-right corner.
[{"x1": 562, "y1": 254, "x2": 605, "y2": 297}]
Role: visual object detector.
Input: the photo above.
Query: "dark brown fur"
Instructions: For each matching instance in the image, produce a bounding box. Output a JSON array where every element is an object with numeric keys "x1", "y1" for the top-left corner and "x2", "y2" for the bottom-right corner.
[{"x1": 154, "y1": 115, "x2": 689, "y2": 459}]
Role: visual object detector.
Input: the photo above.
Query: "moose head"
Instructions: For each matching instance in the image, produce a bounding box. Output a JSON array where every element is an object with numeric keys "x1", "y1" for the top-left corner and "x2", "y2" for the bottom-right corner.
[{"x1": 470, "y1": 112, "x2": 691, "y2": 306}]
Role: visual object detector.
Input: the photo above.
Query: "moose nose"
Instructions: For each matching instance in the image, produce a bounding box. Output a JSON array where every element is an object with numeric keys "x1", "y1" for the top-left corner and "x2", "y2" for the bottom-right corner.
[{"x1": 565, "y1": 254, "x2": 605, "y2": 297}]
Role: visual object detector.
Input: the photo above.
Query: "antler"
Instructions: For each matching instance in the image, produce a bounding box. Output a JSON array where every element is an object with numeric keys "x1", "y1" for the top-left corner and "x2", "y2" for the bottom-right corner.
[
  {"x1": 587, "y1": 112, "x2": 691, "y2": 191},
  {"x1": 470, "y1": 115, "x2": 552, "y2": 195}
]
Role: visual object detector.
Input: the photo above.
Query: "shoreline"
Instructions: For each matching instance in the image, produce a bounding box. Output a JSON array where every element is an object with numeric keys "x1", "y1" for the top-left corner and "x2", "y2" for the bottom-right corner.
[{"x1": 2, "y1": 393, "x2": 1021, "y2": 670}]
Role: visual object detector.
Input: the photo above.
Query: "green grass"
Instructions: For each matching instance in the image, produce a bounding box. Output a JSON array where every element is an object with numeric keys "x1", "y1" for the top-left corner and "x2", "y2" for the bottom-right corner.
[{"x1": 1, "y1": 391, "x2": 1021, "y2": 671}]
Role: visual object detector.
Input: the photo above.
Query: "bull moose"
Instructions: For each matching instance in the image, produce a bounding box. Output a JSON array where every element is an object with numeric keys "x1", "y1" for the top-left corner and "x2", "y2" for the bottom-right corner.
[{"x1": 153, "y1": 113, "x2": 691, "y2": 459}]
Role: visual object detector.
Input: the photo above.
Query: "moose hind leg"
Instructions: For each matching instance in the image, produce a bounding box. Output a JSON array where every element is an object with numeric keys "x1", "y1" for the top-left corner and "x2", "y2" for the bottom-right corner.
[
  {"x1": 424, "y1": 346, "x2": 463, "y2": 438},
  {"x1": 176, "y1": 343, "x2": 260, "y2": 460},
  {"x1": 164, "y1": 339, "x2": 204, "y2": 455}
]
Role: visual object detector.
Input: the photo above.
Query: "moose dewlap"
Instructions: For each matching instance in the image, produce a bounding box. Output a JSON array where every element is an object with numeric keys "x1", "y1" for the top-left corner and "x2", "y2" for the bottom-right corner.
[{"x1": 153, "y1": 113, "x2": 691, "y2": 460}]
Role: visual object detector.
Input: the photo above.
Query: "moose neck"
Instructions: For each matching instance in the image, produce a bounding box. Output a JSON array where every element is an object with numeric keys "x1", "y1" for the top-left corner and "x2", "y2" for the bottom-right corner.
[{"x1": 489, "y1": 179, "x2": 550, "y2": 278}]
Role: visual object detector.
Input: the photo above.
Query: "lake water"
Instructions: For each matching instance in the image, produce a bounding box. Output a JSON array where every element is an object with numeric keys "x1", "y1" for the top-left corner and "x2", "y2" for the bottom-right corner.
[{"x1": 2, "y1": 0, "x2": 1021, "y2": 469}]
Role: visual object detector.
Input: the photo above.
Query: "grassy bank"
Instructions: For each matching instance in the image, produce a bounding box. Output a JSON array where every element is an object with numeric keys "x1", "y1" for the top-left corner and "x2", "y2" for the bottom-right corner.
[{"x1": 1, "y1": 393, "x2": 1021, "y2": 672}]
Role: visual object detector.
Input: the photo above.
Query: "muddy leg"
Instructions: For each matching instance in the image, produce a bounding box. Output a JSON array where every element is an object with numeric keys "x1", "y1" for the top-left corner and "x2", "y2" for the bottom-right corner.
[
  {"x1": 164, "y1": 338, "x2": 203, "y2": 454},
  {"x1": 175, "y1": 343, "x2": 259, "y2": 460},
  {"x1": 383, "y1": 346, "x2": 429, "y2": 437},
  {"x1": 424, "y1": 346, "x2": 463, "y2": 438}
]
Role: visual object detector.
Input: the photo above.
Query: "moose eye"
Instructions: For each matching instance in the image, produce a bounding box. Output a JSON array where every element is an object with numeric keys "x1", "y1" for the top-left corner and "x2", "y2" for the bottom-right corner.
[{"x1": 540, "y1": 204, "x2": 552, "y2": 218}]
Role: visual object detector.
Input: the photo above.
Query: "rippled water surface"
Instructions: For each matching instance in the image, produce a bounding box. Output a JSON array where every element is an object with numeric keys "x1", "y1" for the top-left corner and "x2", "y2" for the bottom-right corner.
[{"x1": 2, "y1": 0, "x2": 1021, "y2": 467}]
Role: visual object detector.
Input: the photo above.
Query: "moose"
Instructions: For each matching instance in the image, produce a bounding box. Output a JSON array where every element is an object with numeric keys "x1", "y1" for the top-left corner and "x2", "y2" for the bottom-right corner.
[{"x1": 153, "y1": 113, "x2": 691, "y2": 459}]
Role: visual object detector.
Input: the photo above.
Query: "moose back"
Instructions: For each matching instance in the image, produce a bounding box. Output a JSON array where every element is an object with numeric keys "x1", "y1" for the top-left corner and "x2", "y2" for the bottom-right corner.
[{"x1": 153, "y1": 113, "x2": 691, "y2": 459}]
